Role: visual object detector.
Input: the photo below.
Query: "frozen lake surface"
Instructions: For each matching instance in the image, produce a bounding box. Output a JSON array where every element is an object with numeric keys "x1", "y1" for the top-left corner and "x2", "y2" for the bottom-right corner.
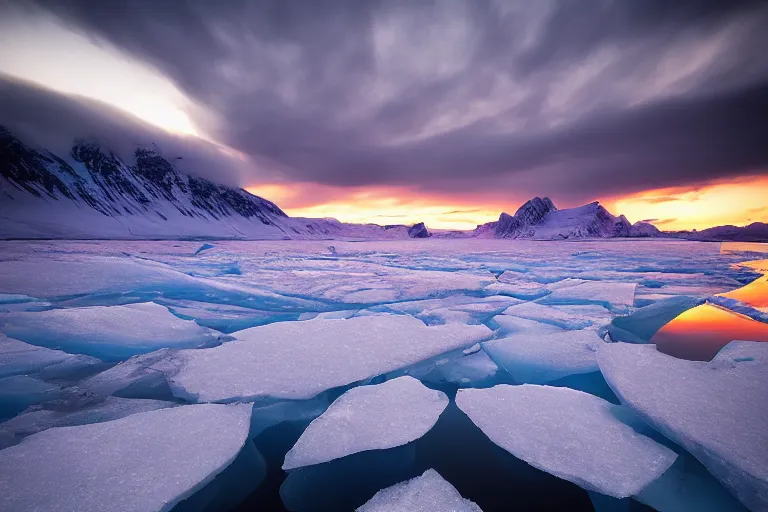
[{"x1": 0, "y1": 239, "x2": 766, "y2": 511}]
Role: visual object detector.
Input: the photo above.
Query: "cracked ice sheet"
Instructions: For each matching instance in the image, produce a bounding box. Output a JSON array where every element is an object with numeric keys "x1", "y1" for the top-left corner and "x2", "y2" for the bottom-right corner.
[
  {"x1": 0, "y1": 302, "x2": 224, "y2": 361},
  {"x1": 539, "y1": 281, "x2": 637, "y2": 311},
  {"x1": 483, "y1": 330, "x2": 603, "y2": 384},
  {"x1": 358, "y1": 469, "x2": 482, "y2": 512},
  {"x1": 0, "y1": 333, "x2": 100, "y2": 379},
  {"x1": 0, "y1": 396, "x2": 174, "y2": 449},
  {"x1": 456, "y1": 385, "x2": 677, "y2": 498},
  {"x1": 169, "y1": 315, "x2": 492, "y2": 402},
  {"x1": 598, "y1": 341, "x2": 768, "y2": 511},
  {"x1": 283, "y1": 377, "x2": 447, "y2": 470},
  {"x1": 500, "y1": 302, "x2": 615, "y2": 331},
  {"x1": 0, "y1": 404, "x2": 252, "y2": 512},
  {"x1": 368, "y1": 295, "x2": 521, "y2": 325}
]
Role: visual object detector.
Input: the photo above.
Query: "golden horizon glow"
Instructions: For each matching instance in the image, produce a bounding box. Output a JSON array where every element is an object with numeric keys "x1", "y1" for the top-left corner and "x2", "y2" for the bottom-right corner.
[
  {"x1": 612, "y1": 177, "x2": 768, "y2": 231},
  {"x1": 249, "y1": 177, "x2": 768, "y2": 231},
  {"x1": 247, "y1": 184, "x2": 507, "y2": 230}
]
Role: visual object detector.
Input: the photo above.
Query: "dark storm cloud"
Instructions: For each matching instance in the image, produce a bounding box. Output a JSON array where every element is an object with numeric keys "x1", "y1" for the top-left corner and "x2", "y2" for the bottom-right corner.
[
  {"x1": 8, "y1": 0, "x2": 768, "y2": 202},
  {"x1": 0, "y1": 75, "x2": 248, "y2": 187}
]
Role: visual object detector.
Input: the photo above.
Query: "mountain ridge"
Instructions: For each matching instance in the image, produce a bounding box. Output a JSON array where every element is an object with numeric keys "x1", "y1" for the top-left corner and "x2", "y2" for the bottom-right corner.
[{"x1": 1, "y1": 127, "x2": 765, "y2": 241}]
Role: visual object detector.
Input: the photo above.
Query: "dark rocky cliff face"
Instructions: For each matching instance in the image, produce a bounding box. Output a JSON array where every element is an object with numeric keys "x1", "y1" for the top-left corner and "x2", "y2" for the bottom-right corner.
[
  {"x1": 1, "y1": 126, "x2": 287, "y2": 227},
  {"x1": 408, "y1": 222, "x2": 430, "y2": 238}
]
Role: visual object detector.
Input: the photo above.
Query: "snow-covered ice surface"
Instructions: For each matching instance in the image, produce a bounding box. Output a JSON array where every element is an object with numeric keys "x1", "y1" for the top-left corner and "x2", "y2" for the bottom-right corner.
[
  {"x1": 283, "y1": 376, "x2": 448, "y2": 469},
  {"x1": 483, "y1": 330, "x2": 603, "y2": 384},
  {"x1": 169, "y1": 315, "x2": 491, "y2": 402},
  {"x1": 0, "y1": 404, "x2": 254, "y2": 512},
  {"x1": 1, "y1": 302, "x2": 223, "y2": 360},
  {"x1": 0, "y1": 238, "x2": 765, "y2": 510},
  {"x1": 0, "y1": 332, "x2": 100, "y2": 378},
  {"x1": 456, "y1": 385, "x2": 678, "y2": 498},
  {"x1": 598, "y1": 341, "x2": 768, "y2": 511},
  {"x1": 357, "y1": 469, "x2": 482, "y2": 512}
]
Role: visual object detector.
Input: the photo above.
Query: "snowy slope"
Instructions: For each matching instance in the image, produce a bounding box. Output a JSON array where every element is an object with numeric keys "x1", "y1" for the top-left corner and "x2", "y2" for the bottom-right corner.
[
  {"x1": 474, "y1": 197, "x2": 660, "y2": 240},
  {"x1": 0, "y1": 127, "x2": 419, "y2": 240}
]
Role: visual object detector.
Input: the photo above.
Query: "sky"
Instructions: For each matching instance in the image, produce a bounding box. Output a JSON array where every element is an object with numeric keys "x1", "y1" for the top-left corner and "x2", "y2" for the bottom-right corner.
[{"x1": 0, "y1": 0, "x2": 767, "y2": 230}]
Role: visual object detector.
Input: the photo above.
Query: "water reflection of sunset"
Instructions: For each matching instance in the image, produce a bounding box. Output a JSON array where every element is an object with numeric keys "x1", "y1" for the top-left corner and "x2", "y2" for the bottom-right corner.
[
  {"x1": 719, "y1": 272, "x2": 768, "y2": 309},
  {"x1": 651, "y1": 303, "x2": 768, "y2": 361}
]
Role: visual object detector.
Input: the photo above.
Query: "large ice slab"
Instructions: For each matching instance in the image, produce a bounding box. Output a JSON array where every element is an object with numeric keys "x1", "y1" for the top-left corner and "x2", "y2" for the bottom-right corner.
[
  {"x1": 483, "y1": 330, "x2": 603, "y2": 384},
  {"x1": 540, "y1": 280, "x2": 637, "y2": 311},
  {"x1": 598, "y1": 341, "x2": 768, "y2": 511},
  {"x1": 501, "y1": 302, "x2": 614, "y2": 331},
  {"x1": 168, "y1": 315, "x2": 492, "y2": 402},
  {"x1": 456, "y1": 385, "x2": 677, "y2": 498},
  {"x1": 0, "y1": 403, "x2": 253, "y2": 512},
  {"x1": 358, "y1": 469, "x2": 482, "y2": 512},
  {"x1": 1, "y1": 302, "x2": 223, "y2": 360},
  {"x1": 607, "y1": 296, "x2": 704, "y2": 344},
  {"x1": 283, "y1": 377, "x2": 448, "y2": 470},
  {"x1": 0, "y1": 333, "x2": 100, "y2": 378},
  {"x1": 0, "y1": 396, "x2": 174, "y2": 449}
]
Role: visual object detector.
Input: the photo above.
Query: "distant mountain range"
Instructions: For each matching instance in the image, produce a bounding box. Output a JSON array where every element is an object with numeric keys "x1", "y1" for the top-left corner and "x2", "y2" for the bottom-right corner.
[
  {"x1": 1, "y1": 126, "x2": 765, "y2": 242},
  {"x1": 0, "y1": 127, "x2": 416, "y2": 240}
]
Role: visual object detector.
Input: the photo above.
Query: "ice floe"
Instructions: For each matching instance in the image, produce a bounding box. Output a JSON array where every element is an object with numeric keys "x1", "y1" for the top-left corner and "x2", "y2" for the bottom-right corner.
[
  {"x1": 1, "y1": 302, "x2": 223, "y2": 360},
  {"x1": 283, "y1": 376, "x2": 448, "y2": 469},
  {"x1": 598, "y1": 341, "x2": 768, "y2": 511},
  {"x1": 358, "y1": 469, "x2": 482, "y2": 512},
  {"x1": 0, "y1": 404, "x2": 253, "y2": 512},
  {"x1": 0, "y1": 333, "x2": 100, "y2": 378},
  {"x1": 483, "y1": 330, "x2": 603, "y2": 384},
  {"x1": 456, "y1": 385, "x2": 677, "y2": 498},
  {"x1": 0, "y1": 396, "x2": 174, "y2": 449},
  {"x1": 540, "y1": 280, "x2": 637, "y2": 311},
  {"x1": 168, "y1": 316, "x2": 492, "y2": 402}
]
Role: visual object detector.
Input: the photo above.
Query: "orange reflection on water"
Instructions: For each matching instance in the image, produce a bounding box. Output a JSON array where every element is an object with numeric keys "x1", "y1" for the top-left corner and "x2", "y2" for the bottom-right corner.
[
  {"x1": 651, "y1": 303, "x2": 768, "y2": 361},
  {"x1": 719, "y1": 273, "x2": 768, "y2": 308}
]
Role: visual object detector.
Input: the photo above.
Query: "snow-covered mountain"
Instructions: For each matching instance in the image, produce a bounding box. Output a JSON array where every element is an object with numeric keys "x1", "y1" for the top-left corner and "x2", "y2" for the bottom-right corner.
[
  {"x1": 474, "y1": 197, "x2": 660, "y2": 240},
  {"x1": 0, "y1": 127, "x2": 420, "y2": 240}
]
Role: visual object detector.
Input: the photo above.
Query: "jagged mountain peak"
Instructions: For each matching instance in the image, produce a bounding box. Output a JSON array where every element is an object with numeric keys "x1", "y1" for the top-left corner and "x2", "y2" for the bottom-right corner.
[{"x1": 0, "y1": 126, "x2": 427, "y2": 240}]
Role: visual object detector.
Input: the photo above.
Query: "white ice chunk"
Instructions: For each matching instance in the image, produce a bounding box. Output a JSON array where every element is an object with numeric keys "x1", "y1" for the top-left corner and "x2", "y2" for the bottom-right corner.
[
  {"x1": 1, "y1": 302, "x2": 223, "y2": 360},
  {"x1": 492, "y1": 314, "x2": 564, "y2": 336},
  {"x1": 483, "y1": 330, "x2": 602, "y2": 384},
  {"x1": 598, "y1": 341, "x2": 768, "y2": 511},
  {"x1": 358, "y1": 469, "x2": 482, "y2": 512},
  {"x1": 0, "y1": 333, "x2": 99, "y2": 378},
  {"x1": 456, "y1": 385, "x2": 677, "y2": 498},
  {"x1": 169, "y1": 315, "x2": 492, "y2": 402},
  {"x1": 0, "y1": 396, "x2": 174, "y2": 449},
  {"x1": 0, "y1": 404, "x2": 253, "y2": 512},
  {"x1": 438, "y1": 351, "x2": 499, "y2": 386},
  {"x1": 607, "y1": 296, "x2": 703, "y2": 344},
  {"x1": 501, "y1": 302, "x2": 614, "y2": 331},
  {"x1": 283, "y1": 377, "x2": 447, "y2": 469},
  {"x1": 542, "y1": 281, "x2": 637, "y2": 310}
]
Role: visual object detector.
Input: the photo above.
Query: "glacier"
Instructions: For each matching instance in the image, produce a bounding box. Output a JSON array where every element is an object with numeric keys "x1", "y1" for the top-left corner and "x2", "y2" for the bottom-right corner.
[{"x1": 0, "y1": 238, "x2": 765, "y2": 510}]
